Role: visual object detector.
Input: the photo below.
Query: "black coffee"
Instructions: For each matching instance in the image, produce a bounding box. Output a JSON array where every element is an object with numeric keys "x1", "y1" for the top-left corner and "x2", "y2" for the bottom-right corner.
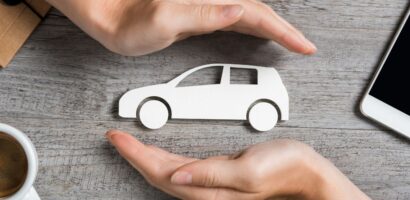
[{"x1": 0, "y1": 132, "x2": 28, "y2": 197}]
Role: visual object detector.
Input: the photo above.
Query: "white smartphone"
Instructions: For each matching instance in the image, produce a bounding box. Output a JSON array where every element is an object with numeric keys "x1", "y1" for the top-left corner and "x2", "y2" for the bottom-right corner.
[{"x1": 360, "y1": 7, "x2": 410, "y2": 138}]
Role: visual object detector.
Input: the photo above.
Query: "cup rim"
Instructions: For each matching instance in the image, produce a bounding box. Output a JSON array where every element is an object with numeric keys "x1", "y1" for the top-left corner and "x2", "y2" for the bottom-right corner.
[{"x1": 0, "y1": 123, "x2": 38, "y2": 200}]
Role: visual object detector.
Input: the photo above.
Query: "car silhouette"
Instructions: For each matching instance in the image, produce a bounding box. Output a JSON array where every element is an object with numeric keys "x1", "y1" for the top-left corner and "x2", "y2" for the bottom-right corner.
[{"x1": 119, "y1": 64, "x2": 289, "y2": 131}]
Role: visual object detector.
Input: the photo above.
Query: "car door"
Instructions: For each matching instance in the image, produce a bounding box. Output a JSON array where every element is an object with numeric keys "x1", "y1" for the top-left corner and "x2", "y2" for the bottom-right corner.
[
  {"x1": 170, "y1": 65, "x2": 229, "y2": 119},
  {"x1": 220, "y1": 66, "x2": 260, "y2": 120}
]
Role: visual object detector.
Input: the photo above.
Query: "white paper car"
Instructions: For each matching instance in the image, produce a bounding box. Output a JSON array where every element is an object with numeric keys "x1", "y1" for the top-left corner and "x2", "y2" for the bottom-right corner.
[{"x1": 119, "y1": 64, "x2": 289, "y2": 131}]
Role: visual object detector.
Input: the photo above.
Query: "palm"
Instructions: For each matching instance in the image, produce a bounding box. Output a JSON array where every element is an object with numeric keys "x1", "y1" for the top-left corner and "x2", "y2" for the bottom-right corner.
[
  {"x1": 107, "y1": 130, "x2": 370, "y2": 200},
  {"x1": 107, "y1": 131, "x2": 243, "y2": 199},
  {"x1": 108, "y1": 130, "x2": 314, "y2": 200}
]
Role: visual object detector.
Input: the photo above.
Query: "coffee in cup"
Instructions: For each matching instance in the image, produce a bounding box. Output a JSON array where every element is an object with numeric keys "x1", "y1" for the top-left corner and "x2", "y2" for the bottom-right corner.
[
  {"x1": 0, "y1": 132, "x2": 29, "y2": 197},
  {"x1": 0, "y1": 123, "x2": 40, "y2": 200}
]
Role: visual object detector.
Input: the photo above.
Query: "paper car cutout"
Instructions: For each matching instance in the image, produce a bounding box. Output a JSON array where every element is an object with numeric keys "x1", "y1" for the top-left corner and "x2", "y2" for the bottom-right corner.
[{"x1": 119, "y1": 64, "x2": 289, "y2": 131}]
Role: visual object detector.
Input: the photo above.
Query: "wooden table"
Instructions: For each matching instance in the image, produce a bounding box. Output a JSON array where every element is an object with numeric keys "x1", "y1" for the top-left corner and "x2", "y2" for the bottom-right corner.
[{"x1": 1, "y1": 1, "x2": 410, "y2": 199}]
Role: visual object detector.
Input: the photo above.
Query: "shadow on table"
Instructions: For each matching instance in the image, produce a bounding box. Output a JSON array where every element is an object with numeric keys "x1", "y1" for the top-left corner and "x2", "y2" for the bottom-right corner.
[{"x1": 167, "y1": 31, "x2": 284, "y2": 67}]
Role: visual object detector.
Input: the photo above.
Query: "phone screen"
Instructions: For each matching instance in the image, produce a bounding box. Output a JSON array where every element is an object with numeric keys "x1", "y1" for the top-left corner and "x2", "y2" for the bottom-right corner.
[{"x1": 369, "y1": 14, "x2": 410, "y2": 115}]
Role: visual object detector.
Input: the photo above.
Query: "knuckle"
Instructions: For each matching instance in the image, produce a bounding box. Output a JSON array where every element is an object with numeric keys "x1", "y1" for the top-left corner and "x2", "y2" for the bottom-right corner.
[
  {"x1": 144, "y1": 167, "x2": 164, "y2": 187},
  {"x1": 109, "y1": 32, "x2": 137, "y2": 56},
  {"x1": 197, "y1": 5, "x2": 212, "y2": 20},
  {"x1": 87, "y1": 5, "x2": 125, "y2": 51},
  {"x1": 202, "y1": 168, "x2": 219, "y2": 187},
  {"x1": 109, "y1": 33, "x2": 130, "y2": 54},
  {"x1": 88, "y1": 4, "x2": 119, "y2": 34},
  {"x1": 278, "y1": 139, "x2": 315, "y2": 160},
  {"x1": 242, "y1": 173, "x2": 262, "y2": 191},
  {"x1": 195, "y1": 5, "x2": 213, "y2": 31},
  {"x1": 151, "y1": 1, "x2": 167, "y2": 23},
  {"x1": 88, "y1": 2, "x2": 140, "y2": 55},
  {"x1": 150, "y1": 2, "x2": 177, "y2": 37},
  {"x1": 242, "y1": 179, "x2": 259, "y2": 191},
  {"x1": 238, "y1": 162, "x2": 263, "y2": 191}
]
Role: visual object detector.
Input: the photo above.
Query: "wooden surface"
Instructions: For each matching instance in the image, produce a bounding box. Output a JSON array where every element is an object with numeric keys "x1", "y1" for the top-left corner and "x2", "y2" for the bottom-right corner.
[{"x1": 1, "y1": 1, "x2": 410, "y2": 199}]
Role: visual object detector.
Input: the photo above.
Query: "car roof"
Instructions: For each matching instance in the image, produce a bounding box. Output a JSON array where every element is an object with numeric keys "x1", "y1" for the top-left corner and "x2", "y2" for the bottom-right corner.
[
  {"x1": 168, "y1": 64, "x2": 279, "y2": 86},
  {"x1": 197, "y1": 64, "x2": 276, "y2": 72}
]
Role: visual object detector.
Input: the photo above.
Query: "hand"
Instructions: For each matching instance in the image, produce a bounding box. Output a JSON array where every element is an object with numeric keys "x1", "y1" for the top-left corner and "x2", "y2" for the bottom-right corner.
[
  {"x1": 106, "y1": 130, "x2": 370, "y2": 200},
  {"x1": 46, "y1": 0, "x2": 316, "y2": 56}
]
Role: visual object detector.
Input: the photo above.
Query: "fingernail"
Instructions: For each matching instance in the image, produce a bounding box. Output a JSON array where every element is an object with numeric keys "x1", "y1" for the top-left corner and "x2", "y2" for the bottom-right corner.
[
  {"x1": 286, "y1": 33, "x2": 317, "y2": 54},
  {"x1": 222, "y1": 5, "x2": 243, "y2": 19},
  {"x1": 106, "y1": 130, "x2": 115, "y2": 140},
  {"x1": 305, "y1": 38, "x2": 317, "y2": 54},
  {"x1": 106, "y1": 130, "x2": 122, "y2": 145},
  {"x1": 171, "y1": 171, "x2": 192, "y2": 185},
  {"x1": 296, "y1": 32, "x2": 317, "y2": 54}
]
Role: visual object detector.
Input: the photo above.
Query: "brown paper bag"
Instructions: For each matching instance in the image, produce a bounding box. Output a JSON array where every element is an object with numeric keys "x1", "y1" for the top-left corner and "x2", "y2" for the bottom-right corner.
[{"x1": 0, "y1": 0, "x2": 50, "y2": 68}]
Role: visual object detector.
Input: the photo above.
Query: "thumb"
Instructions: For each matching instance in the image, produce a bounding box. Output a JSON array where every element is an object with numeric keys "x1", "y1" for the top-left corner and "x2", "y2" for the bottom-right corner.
[
  {"x1": 175, "y1": 4, "x2": 244, "y2": 34},
  {"x1": 170, "y1": 159, "x2": 250, "y2": 191}
]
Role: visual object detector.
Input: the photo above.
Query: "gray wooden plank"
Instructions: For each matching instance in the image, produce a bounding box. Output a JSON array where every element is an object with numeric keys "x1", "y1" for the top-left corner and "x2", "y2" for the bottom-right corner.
[
  {"x1": 0, "y1": 117, "x2": 409, "y2": 200},
  {"x1": 1, "y1": 1, "x2": 408, "y2": 131}
]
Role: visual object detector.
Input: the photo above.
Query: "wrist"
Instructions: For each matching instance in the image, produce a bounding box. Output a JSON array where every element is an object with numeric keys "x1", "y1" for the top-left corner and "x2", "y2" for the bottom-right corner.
[
  {"x1": 267, "y1": 145, "x2": 330, "y2": 199},
  {"x1": 304, "y1": 154, "x2": 371, "y2": 200},
  {"x1": 294, "y1": 151, "x2": 329, "y2": 199}
]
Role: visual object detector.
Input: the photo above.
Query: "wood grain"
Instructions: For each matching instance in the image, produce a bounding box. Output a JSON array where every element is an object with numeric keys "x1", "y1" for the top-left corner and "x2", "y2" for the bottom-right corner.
[{"x1": 0, "y1": 0, "x2": 410, "y2": 199}]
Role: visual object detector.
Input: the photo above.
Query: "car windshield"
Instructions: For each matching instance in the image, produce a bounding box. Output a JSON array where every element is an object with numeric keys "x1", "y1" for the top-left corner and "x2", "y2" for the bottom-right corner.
[{"x1": 176, "y1": 66, "x2": 223, "y2": 87}]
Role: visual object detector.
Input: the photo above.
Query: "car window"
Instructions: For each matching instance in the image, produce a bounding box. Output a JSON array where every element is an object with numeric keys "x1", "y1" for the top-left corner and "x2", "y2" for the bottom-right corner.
[
  {"x1": 177, "y1": 66, "x2": 223, "y2": 87},
  {"x1": 230, "y1": 68, "x2": 257, "y2": 85}
]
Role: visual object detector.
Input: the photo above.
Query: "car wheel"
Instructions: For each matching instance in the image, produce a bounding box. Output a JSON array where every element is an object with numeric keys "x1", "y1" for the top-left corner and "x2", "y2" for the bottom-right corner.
[
  {"x1": 138, "y1": 100, "x2": 169, "y2": 129},
  {"x1": 248, "y1": 102, "x2": 278, "y2": 131}
]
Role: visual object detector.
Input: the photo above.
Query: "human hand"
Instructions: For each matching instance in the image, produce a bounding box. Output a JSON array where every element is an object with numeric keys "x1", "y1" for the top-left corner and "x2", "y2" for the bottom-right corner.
[
  {"x1": 47, "y1": 0, "x2": 316, "y2": 56},
  {"x1": 106, "y1": 130, "x2": 370, "y2": 200}
]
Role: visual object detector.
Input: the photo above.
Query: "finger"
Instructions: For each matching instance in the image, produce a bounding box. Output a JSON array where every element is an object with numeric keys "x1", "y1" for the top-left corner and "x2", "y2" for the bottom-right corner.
[
  {"x1": 167, "y1": 185, "x2": 260, "y2": 200},
  {"x1": 174, "y1": 3, "x2": 244, "y2": 35},
  {"x1": 106, "y1": 130, "x2": 160, "y2": 176},
  {"x1": 234, "y1": 5, "x2": 315, "y2": 54},
  {"x1": 186, "y1": 0, "x2": 316, "y2": 54},
  {"x1": 146, "y1": 144, "x2": 197, "y2": 163},
  {"x1": 170, "y1": 159, "x2": 252, "y2": 192},
  {"x1": 106, "y1": 130, "x2": 264, "y2": 199},
  {"x1": 106, "y1": 131, "x2": 230, "y2": 199},
  {"x1": 234, "y1": 0, "x2": 317, "y2": 55},
  {"x1": 106, "y1": 130, "x2": 192, "y2": 178},
  {"x1": 257, "y1": 12, "x2": 316, "y2": 55}
]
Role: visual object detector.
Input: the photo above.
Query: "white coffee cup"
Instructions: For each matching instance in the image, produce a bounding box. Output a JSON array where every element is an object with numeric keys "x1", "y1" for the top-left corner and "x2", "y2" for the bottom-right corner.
[{"x1": 0, "y1": 123, "x2": 40, "y2": 200}]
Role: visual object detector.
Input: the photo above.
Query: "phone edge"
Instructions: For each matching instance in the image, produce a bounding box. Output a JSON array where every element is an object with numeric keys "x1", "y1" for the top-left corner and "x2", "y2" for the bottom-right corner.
[{"x1": 360, "y1": 6, "x2": 410, "y2": 138}]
